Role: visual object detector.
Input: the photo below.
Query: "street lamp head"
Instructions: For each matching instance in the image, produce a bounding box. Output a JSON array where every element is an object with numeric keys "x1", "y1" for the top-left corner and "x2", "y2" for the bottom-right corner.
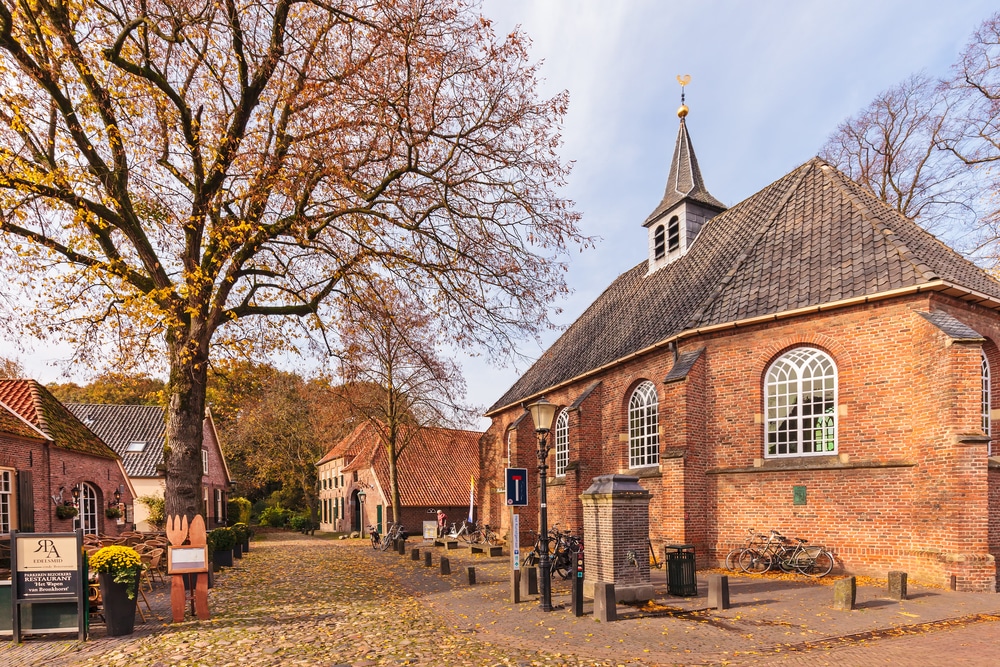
[
  {"x1": 357, "y1": 489, "x2": 366, "y2": 503},
  {"x1": 526, "y1": 396, "x2": 557, "y2": 433}
]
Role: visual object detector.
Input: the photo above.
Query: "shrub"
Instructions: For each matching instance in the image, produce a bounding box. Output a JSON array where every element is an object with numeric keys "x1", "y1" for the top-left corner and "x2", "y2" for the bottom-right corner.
[
  {"x1": 135, "y1": 495, "x2": 165, "y2": 529},
  {"x1": 231, "y1": 522, "x2": 252, "y2": 543},
  {"x1": 208, "y1": 527, "x2": 237, "y2": 552},
  {"x1": 259, "y1": 505, "x2": 291, "y2": 528},
  {"x1": 228, "y1": 497, "x2": 252, "y2": 525},
  {"x1": 288, "y1": 514, "x2": 312, "y2": 532}
]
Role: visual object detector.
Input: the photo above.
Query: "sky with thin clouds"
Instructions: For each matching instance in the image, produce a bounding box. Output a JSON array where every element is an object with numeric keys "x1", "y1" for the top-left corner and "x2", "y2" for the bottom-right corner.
[{"x1": 5, "y1": 1, "x2": 999, "y2": 429}]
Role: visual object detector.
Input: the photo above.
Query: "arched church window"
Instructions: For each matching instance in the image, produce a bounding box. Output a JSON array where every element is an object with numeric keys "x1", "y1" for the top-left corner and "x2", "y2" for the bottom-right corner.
[
  {"x1": 554, "y1": 410, "x2": 569, "y2": 476},
  {"x1": 983, "y1": 350, "x2": 991, "y2": 455},
  {"x1": 654, "y1": 225, "x2": 666, "y2": 259},
  {"x1": 628, "y1": 381, "x2": 659, "y2": 468},
  {"x1": 765, "y1": 348, "x2": 837, "y2": 457},
  {"x1": 667, "y1": 216, "x2": 680, "y2": 252}
]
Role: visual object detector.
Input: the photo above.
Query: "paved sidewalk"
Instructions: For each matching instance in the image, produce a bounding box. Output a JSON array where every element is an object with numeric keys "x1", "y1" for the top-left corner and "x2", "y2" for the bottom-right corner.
[{"x1": 0, "y1": 533, "x2": 997, "y2": 666}]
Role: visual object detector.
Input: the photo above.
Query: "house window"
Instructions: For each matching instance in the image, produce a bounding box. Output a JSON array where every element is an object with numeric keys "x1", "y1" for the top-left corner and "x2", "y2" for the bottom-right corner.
[
  {"x1": 554, "y1": 410, "x2": 569, "y2": 477},
  {"x1": 126, "y1": 441, "x2": 146, "y2": 452},
  {"x1": 628, "y1": 381, "x2": 659, "y2": 468},
  {"x1": 766, "y1": 347, "x2": 837, "y2": 457},
  {"x1": 202, "y1": 450, "x2": 209, "y2": 475},
  {"x1": 654, "y1": 225, "x2": 666, "y2": 259},
  {"x1": 667, "y1": 216, "x2": 680, "y2": 252},
  {"x1": 73, "y1": 483, "x2": 99, "y2": 535},
  {"x1": 983, "y1": 350, "x2": 992, "y2": 455},
  {"x1": 0, "y1": 469, "x2": 14, "y2": 534}
]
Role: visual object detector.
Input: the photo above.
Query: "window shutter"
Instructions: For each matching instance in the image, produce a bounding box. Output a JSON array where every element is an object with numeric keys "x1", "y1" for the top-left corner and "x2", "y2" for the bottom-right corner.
[{"x1": 17, "y1": 469, "x2": 34, "y2": 533}]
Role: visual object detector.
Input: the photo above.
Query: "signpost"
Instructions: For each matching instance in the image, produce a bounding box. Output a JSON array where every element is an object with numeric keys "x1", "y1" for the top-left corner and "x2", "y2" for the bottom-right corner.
[
  {"x1": 10, "y1": 530, "x2": 86, "y2": 641},
  {"x1": 505, "y1": 468, "x2": 527, "y2": 603},
  {"x1": 505, "y1": 468, "x2": 528, "y2": 507}
]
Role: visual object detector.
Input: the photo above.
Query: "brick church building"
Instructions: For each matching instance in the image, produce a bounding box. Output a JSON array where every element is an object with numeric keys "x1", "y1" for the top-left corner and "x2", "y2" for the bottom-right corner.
[{"x1": 480, "y1": 106, "x2": 1000, "y2": 592}]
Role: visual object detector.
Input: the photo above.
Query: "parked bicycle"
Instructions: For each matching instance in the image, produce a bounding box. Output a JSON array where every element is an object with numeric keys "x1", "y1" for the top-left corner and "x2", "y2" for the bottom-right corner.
[
  {"x1": 470, "y1": 522, "x2": 500, "y2": 545},
  {"x1": 368, "y1": 524, "x2": 380, "y2": 551},
  {"x1": 724, "y1": 528, "x2": 768, "y2": 571},
  {"x1": 738, "y1": 530, "x2": 834, "y2": 577},
  {"x1": 377, "y1": 522, "x2": 407, "y2": 551}
]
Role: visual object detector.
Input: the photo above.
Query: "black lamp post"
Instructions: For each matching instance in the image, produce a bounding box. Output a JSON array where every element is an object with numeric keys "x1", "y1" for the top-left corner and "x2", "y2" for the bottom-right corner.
[{"x1": 526, "y1": 396, "x2": 557, "y2": 612}]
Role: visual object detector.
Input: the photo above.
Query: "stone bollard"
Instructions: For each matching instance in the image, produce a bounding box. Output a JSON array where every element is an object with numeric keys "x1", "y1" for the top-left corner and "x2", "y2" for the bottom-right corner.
[
  {"x1": 593, "y1": 582, "x2": 617, "y2": 622},
  {"x1": 467, "y1": 566, "x2": 476, "y2": 585},
  {"x1": 424, "y1": 551, "x2": 432, "y2": 567},
  {"x1": 888, "y1": 571, "x2": 907, "y2": 601},
  {"x1": 519, "y1": 566, "x2": 538, "y2": 597},
  {"x1": 411, "y1": 548, "x2": 420, "y2": 561},
  {"x1": 440, "y1": 556, "x2": 451, "y2": 575},
  {"x1": 511, "y1": 570, "x2": 521, "y2": 603},
  {"x1": 833, "y1": 576, "x2": 856, "y2": 611},
  {"x1": 708, "y1": 574, "x2": 730, "y2": 610}
]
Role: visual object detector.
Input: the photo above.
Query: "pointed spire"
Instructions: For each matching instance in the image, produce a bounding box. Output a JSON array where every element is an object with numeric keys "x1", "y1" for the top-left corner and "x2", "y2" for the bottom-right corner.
[{"x1": 644, "y1": 91, "x2": 725, "y2": 227}]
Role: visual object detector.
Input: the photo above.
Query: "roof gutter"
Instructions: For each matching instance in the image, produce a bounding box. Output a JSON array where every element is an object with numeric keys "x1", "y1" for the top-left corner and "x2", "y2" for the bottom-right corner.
[{"x1": 486, "y1": 280, "x2": 969, "y2": 417}]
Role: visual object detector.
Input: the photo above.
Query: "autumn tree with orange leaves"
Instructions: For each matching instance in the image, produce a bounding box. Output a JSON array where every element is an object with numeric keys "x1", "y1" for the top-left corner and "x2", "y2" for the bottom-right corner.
[{"x1": 0, "y1": 0, "x2": 584, "y2": 520}]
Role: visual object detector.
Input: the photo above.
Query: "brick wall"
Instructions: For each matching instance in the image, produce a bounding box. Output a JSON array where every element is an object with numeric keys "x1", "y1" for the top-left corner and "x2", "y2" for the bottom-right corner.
[
  {"x1": 481, "y1": 293, "x2": 1000, "y2": 591},
  {"x1": 0, "y1": 431, "x2": 131, "y2": 535}
]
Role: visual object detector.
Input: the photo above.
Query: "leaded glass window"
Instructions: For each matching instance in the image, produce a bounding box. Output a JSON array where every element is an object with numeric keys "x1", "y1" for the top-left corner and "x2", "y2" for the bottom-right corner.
[
  {"x1": 765, "y1": 348, "x2": 837, "y2": 457},
  {"x1": 629, "y1": 381, "x2": 659, "y2": 468},
  {"x1": 983, "y1": 350, "x2": 991, "y2": 455},
  {"x1": 554, "y1": 410, "x2": 569, "y2": 477}
]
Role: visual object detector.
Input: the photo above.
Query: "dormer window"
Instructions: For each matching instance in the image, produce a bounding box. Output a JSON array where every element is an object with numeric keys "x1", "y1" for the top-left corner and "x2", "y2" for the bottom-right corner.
[
  {"x1": 667, "y1": 216, "x2": 680, "y2": 252},
  {"x1": 654, "y1": 225, "x2": 666, "y2": 259}
]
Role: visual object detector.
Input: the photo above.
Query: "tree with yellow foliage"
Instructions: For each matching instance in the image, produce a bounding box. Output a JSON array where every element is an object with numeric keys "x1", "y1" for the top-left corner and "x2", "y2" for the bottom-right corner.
[{"x1": 0, "y1": 0, "x2": 584, "y2": 519}]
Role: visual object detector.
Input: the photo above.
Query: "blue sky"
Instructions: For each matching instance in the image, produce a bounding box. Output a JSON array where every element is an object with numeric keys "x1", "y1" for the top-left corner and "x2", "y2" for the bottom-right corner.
[
  {"x1": 6, "y1": 1, "x2": 998, "y2": 428},
  {"x1": 454, "y1": 0, "x2": 999, "y2": 425}
]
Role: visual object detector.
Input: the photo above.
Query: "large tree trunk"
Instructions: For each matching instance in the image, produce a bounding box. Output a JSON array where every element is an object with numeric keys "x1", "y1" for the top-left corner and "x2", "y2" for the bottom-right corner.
[
  {"x1": 164, "y1": 327, "x2": 210, "y2": 521},
  {"x1": 388, "y1": 439, "x2": 401, "y2": 524}
]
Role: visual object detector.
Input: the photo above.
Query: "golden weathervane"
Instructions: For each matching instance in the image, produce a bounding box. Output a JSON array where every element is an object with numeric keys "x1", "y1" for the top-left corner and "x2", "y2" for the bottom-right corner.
[{"x1": 676, "y1": 74, "x2": 691, "y2": 118}]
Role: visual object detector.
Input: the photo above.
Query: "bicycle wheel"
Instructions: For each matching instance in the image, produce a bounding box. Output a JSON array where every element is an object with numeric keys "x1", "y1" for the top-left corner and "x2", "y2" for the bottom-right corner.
[
  {"x1": 459, "y1": 526, "x2": 473, "y2": 543},
  {"x1": 370, "y1": 534, "x2": 379, "y2": 550},
  {"x1": 724, "y1": 547, "x2": 744, "y2": 571},
  {"x1": 485, "y1": 530, "x2": 498, "y2": 545},
  {"x1": 523, "y1": 551, "x2": 538, "y2": 567},
  {"x1": 379, "y1": 535, "x2": 392, "y2": 551},
  {"x1": 776, "y1": 548, "x2": 797, "y2": 573},
  {"x1": 795, "y1": 548, "x2": 834, "y2": 578},
  {"x1": 738, "y1": 548, "x2": 772, "y2": 573}
]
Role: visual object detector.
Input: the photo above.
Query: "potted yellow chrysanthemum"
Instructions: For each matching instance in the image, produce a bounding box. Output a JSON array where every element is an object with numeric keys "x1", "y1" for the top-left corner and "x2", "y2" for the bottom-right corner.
[{"x1": 89, "y1": 545, "x2": 142, "y2": 636}]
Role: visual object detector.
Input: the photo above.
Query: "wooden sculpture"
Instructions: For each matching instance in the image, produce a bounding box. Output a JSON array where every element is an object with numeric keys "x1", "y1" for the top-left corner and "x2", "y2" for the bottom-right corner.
[{"x1": 166, "y1": 514, "x2": 211, "y2": 622}]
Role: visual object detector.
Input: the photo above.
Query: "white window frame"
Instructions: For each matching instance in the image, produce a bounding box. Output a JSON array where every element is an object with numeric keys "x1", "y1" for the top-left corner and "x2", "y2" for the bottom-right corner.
[
  {"x1": 0, "y1": 469, "x2": 15, "y2": 534},
  {"x1": 202, "y1": 449, "x2": 209, "y2": 475},
  {"x1": 765, "y1": 347, "x2": 838, "y2": 458},
  {"x1": 73, "y1": 483, "x2": 99, "y2": 535},
  {"x1": 983, "y1": 350, "x2": 992, "y2": 456},
  {"x1": 554, "y1": 410, "x2": 569, "y2": 477},
  {"x1": 628, "y1": 381, "x2": 660, "y2": 468}
]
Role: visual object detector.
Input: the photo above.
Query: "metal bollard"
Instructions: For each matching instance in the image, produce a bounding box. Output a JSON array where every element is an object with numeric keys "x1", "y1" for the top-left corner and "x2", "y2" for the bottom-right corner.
[
  {"x1": 440, "y1": 556, "x2": 451, "y2": 575},
  {"x1": 708, "y1": 574, "x2": 730, "y2": 610},
  {"x1": 424, "y1": 551, "x2": 432, "y2": 567},
  {"x1": 411, "y1": 548, "x2": 420, "y2": 561},
  {"x1": 467, "y1": 566, "x2": 476, "y2": 585}
]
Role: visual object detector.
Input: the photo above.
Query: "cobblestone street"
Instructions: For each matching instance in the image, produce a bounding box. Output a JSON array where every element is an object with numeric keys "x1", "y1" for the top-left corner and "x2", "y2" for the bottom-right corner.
[{"x1": 1, "y1": 532, "x2": 999, "y2": 667}]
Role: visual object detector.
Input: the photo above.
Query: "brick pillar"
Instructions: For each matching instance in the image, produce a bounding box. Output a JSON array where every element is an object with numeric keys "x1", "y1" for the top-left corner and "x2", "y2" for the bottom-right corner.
[{"x1": 581, "y1": 474, "x2": 653, "y2": 603}]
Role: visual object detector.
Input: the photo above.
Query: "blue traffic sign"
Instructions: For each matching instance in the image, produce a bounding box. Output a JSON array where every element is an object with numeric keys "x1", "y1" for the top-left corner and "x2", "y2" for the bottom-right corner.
[{"x1": 505, "y1": 468, "x2": 528, "y2": 506}]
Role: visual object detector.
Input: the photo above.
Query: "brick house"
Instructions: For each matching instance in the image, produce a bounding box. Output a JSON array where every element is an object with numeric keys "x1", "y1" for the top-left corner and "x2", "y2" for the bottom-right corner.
[
  {"x1": 481, "y1": 109, "x2": 1000, "y2": 592},
  {"x1": 65, "y1": 403, "x2": 234, "y2": 530},
  {"x1": 318, "y1": 421, "x2": 481, "y2": 536},
  {"x1": 0, "y1": 379, "x2": 134, "y2": 536}
]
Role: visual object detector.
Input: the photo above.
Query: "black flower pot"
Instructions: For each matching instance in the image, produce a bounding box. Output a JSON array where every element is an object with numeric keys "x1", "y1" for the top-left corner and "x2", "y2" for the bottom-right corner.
[
  {"x1": 99, "y1": 573, "x2": 138, "y2": 636},
  {"x1": 233, "y1": 542, "x2": 243, "y2": 559},
  {"x1": 214, "y1": 549, "x2": 233, "y2": 568}
]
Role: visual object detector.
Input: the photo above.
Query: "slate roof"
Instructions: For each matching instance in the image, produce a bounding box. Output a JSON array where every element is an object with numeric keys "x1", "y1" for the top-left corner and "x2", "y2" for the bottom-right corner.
[
  {"x1": 664, "y1": 348, "x2": 705, "y2": 384},
  {"x1": 65, "y1": 404, "x2": 166, "y2": 477},
  {"x1": 488, "y1": 157, "x2": 1000, "y2": 414},
  {"x1": 337, "y1": 422, "x2": 482, "y2": 507},
  {"x1": 0, "y1": 380, "x2": 119, "y2": 459},
  {"x1": 917, "y1": 311, "x2": 985, "y2": 341},
  {"x1": 644, "y1": 118, "x2": 726, "y2": 225}
]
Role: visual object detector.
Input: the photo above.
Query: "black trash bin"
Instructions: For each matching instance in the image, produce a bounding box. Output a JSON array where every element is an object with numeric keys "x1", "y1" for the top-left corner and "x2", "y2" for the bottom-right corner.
[{"x1": 664, "y1": 544, "x2": 697, "y2": 596}]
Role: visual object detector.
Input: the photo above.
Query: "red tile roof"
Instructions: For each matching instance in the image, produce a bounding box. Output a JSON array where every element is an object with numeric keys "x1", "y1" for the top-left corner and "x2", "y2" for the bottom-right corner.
[
  {"x1": 336, "y1": 422, "x2": 482, "y2": 507},
  {"x1": 0, "y1": 380, "x2": 120, "y2": 459},
  {"x1": 317, "y1": 422, "x2": 374, "y2": 466}
]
